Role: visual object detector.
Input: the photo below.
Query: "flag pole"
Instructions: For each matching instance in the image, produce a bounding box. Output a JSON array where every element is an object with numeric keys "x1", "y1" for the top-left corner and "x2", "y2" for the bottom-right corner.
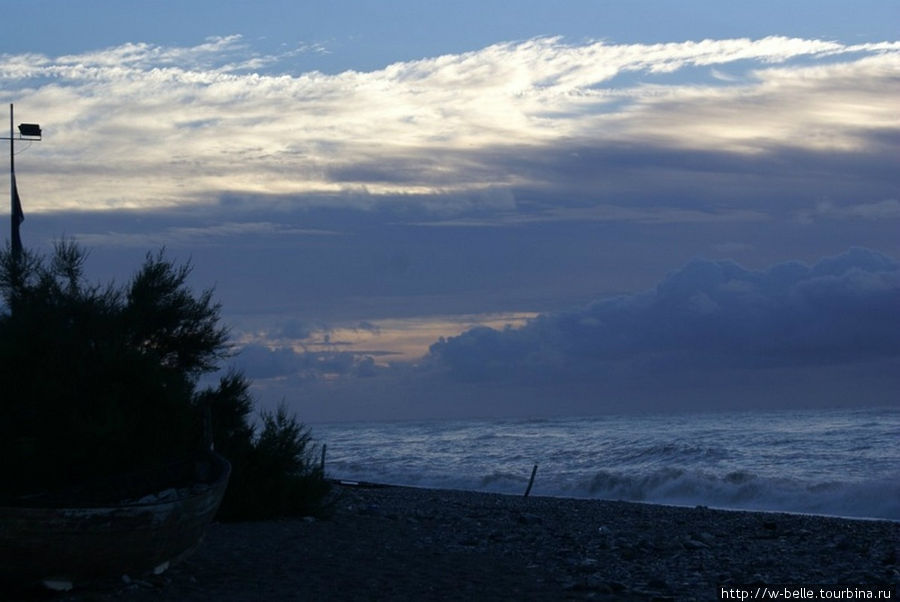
[
  {"x1": 4, "y1": 103, "x2": 39, "y2": 259},
  {"x1": 9, "y1": 103, "x2": 14, "y2": 259}
]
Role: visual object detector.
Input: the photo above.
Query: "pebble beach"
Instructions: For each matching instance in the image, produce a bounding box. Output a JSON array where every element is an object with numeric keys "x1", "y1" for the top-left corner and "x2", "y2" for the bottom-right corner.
[{"x1": 45, "y1": 483, "x2": 900, "y2": 601}]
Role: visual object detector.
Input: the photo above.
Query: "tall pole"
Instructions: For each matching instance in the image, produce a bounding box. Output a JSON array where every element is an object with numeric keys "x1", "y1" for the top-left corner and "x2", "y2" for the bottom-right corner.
[
  {"x1": 9, "y1": 103, "x2": 24, "y2": 260},
  {"x1": 3, "y1": 103, "x2": 39, "y2": 259},
  {"x1": 9, "y1": 103, "x2": 13, "y2": 258}
]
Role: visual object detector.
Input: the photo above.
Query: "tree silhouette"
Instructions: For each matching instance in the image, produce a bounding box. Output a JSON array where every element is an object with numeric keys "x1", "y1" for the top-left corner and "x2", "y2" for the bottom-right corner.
[{"x1": 0, "y1": 242, "x2": 328, "y2": 518}]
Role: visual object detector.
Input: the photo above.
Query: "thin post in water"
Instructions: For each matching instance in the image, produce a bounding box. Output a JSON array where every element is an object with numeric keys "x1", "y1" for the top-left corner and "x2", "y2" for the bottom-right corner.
[{"x1": 523, "y1": 464, "x2": 538, "y2": 497}]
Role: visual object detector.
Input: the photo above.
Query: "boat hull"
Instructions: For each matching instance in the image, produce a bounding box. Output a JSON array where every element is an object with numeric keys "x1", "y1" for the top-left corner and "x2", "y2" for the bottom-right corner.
[{"x1": 0, "y1": 452, "x2": 230, "y2": 588}]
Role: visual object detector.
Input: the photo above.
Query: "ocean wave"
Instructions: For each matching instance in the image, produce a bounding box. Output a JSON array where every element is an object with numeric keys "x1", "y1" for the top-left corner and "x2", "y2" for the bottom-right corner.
[
  {"x1": 478, "y1": 470, "x2": 530, "y2": 489},
  {"x1": 621, "y1": 441, "x2": 730, "y2": 464},
  {"x1": 315, "y1": 407, "x2": 900, "y2": 521},
  {"x1": 556, "y1": 468, "x2": 900, "y2": 520}
]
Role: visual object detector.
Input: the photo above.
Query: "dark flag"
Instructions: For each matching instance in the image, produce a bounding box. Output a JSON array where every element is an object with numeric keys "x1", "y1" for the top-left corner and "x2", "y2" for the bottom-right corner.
[{"x1": 11, "y1": 172, "x2": 24, "y2": 256}]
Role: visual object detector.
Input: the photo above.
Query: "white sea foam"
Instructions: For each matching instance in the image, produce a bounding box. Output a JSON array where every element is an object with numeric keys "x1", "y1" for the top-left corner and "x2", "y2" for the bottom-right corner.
[{"x1": 313, "y1": 406, "x2": 900, "y2": 520}]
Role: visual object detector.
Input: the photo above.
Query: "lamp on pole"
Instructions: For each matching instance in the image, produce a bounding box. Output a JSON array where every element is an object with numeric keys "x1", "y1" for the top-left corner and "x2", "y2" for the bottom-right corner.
[{"x1": 1, "y1": 103, "x2": 42, "y2": 259}]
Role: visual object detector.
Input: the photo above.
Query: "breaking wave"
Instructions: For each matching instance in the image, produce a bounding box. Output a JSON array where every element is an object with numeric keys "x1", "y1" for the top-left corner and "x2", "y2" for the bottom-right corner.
[
  {"x1": 314, "y1": 406, "x2": 900, "y2": 520},
  {"x1": 560, "y1": 468, "x2": 900, "y2": 520}
]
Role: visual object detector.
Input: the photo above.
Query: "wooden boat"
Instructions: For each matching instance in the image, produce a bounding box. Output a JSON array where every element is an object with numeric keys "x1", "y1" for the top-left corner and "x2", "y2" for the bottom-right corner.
[{"x1": 0, "y1": 451, "x2": 230, "y2": 591}]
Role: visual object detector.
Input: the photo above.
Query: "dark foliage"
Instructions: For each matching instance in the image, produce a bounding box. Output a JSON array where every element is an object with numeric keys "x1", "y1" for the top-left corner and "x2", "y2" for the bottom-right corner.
[
  {"x1": 0, "y1": 242, "x2": 328, "y2": 519},
  {"x1": 204, "y1": 374, "x2": 330, "y2": 521}
]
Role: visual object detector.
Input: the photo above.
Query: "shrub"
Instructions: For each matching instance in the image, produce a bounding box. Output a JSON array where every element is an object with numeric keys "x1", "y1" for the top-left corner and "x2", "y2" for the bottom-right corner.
[
  {"x1": 205, "y1": 375, "x2": 331, "y2": 521},
  {"x1": 0, "y1": 242, "x2": 329, "y2": 519}
]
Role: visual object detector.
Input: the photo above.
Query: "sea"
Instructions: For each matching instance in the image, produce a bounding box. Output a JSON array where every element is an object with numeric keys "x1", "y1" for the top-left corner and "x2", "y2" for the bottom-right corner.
[{"x1": 313, "y1": 406, "x2": 899, "y2": 521}]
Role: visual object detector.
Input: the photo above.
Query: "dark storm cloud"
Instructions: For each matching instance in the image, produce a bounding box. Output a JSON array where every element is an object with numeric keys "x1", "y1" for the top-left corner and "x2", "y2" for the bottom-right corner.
[
  {"x1": 312, "y1": 134, "x2": 900, "y2": 228},
  {"x1": 503, "y1": 141, "x2": 899, "y2": 215},
  {"x1": 235, "y1": 344, "x2": 380, "y2": 381},
  {"x1": 24, "y1": 188, "x2": 900, "y2": 340},
  {"x1": 428, "y1": 248, "x2": 900, "y2": 381}
]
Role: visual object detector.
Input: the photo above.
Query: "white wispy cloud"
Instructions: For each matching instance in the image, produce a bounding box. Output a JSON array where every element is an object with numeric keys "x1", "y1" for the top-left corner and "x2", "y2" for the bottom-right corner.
[{"x1": 2, "y1": 35, "x2": 898, "y2": 214}]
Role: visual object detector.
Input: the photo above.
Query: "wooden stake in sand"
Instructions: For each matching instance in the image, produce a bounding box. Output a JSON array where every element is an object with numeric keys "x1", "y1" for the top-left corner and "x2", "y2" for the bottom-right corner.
[
  {"x1": 320, "y1": 444, "x2": 327, "y2": 474},
  {"x1": 523, "y1": 464, "x2": 538, "y2": 497}
]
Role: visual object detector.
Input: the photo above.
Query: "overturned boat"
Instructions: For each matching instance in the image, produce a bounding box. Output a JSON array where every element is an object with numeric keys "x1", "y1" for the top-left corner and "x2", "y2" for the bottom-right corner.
[{"x1": 0, "y1": 451, "x2": 230, "y2": 591}]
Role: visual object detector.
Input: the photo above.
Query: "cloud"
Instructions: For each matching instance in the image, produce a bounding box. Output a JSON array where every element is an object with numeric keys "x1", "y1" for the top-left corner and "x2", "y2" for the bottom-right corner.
[
  {"x1": 230, "y1": 313, "x2": 538, "y2": 376},
  {"x1": 3, "y1": 35, "x2": 898, "y2": 218},
  {"x1": 193, "y1": 247, "x2": 900, "y2": 421},
  {"x1": 799, "y1": 199, "x2": 900, "y2": 222},
  {"x1": 70, "y1": 221, "x2": 340, "y2": 247},
  {"x1": 427, "y1": 248, "x2": 900, "y2": 381},
  {"x1": 411, "y1": 203, "x2": 769, "y2": 227},
  {"x1": 233, "y1": 343, "x2": 380, "y2": 382}
]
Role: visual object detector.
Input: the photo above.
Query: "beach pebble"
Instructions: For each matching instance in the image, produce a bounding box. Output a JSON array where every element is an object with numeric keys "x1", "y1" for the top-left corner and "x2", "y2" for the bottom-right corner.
[
  {"x1": 516, "y1": 511, "x2": 543, "y2": 525},
  {"x1": 51, "y1": 485, "x2": 900, "y2": 601},
  {"x1": 683, "y1": 537, "x2": 709, "y2": 550},
  {"x1": 697, "y1": 531, "x2": 716, "y2": 545}
]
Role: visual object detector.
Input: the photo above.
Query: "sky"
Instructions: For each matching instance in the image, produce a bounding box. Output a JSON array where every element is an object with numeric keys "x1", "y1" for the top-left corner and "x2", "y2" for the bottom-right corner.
[{"x1": 2, "y1": 0, "x2": 898, "y2": 422}]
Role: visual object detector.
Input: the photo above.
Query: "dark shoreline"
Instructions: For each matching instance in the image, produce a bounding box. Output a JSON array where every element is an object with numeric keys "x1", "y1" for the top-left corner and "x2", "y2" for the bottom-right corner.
[
  {"x1": 334, "y1": 478, "x2": 900, "y2": 523},
  {"x1": 44, "y1": 483, "x2": 900, "y2": 600}
]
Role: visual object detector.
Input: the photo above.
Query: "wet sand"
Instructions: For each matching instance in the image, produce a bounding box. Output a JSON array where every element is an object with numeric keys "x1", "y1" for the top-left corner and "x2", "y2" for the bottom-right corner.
[{"x1": 47, "y1": 483, "x2": 900, "y2": 600}]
